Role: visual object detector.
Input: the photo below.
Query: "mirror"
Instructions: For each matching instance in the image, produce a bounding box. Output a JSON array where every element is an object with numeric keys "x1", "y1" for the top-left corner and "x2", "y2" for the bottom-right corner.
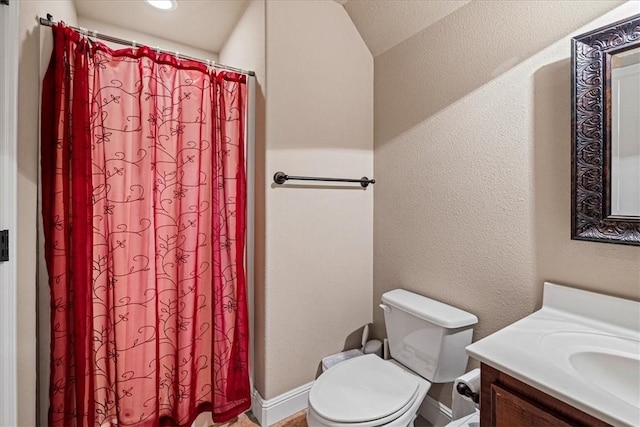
[
  {"x1": 572, "y1": 13, "x2": 640, "y2": 246},
  {"x1": 610, "y1": 47, "x2": 640, "y2": 216}
]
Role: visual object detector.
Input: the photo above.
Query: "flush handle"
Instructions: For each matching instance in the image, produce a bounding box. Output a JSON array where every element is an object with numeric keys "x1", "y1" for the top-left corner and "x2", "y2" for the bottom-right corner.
[{"x1": 379, "y1": 304, "x2": 391, "y2": 312}]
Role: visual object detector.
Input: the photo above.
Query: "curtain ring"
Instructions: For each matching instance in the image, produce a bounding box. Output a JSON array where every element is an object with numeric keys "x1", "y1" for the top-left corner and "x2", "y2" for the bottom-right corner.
[
  {"x1": 79, "y1": 27, "x2": 88, "y2": 36},
  {"x1": 91, "y1": 30, "x2": 98, "y2": 38},
  {"x1": 132, "y1": 40, "x2": 137, "y2": 48}
]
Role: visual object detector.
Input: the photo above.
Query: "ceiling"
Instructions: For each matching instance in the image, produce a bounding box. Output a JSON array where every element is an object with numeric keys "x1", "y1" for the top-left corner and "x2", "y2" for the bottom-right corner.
[
  {"x1": 73, "y1": 0, "x2": 248, "y2": 53},
  {"x1": 342, "y1": 0, "x2": 471, "y2": 57},
  {"x1": 73, "y1": 0, "x2": 469, "y2": 57}
]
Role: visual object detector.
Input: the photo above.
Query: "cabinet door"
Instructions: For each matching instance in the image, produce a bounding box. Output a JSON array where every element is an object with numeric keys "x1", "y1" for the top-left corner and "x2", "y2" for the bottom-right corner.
[{"x1": 491, "y1": 384, "x2": 574, "y2": 427}]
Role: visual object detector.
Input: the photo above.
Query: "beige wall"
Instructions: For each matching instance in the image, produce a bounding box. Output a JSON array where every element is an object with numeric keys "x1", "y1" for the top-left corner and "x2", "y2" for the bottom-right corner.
[
  {"x1": 220, "y1": 0, "x2": 265, "y2": 82},
  {"x1": 373, "y1": 0, "x2": 640, "y2": 407},
  {"x1": 18, "y1": 2, "x2": 78, "y2": 426},
  {"x1": 214, "y1": 0, "x2": 374, "y2": 402},
  {"x1": 262, "y1": 0, "x2": 374, "y2": 399},
  {"x1": 219, "y1": 0, "x2": 268, "y2": 396}
]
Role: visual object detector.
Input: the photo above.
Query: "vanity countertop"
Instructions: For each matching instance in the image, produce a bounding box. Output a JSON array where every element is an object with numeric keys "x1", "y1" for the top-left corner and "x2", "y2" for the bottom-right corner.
[{"x1": 466, "y1": 282, "x2": 640, "y2": 427}]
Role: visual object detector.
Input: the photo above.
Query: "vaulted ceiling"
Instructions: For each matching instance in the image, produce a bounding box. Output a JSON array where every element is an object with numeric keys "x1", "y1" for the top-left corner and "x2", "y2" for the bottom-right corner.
[
  {"x1": 342, "y1": 0, "x2": 470, "y2": 57},
  {"x1": 73, "y1": 0, "x2": 248, "y2": 53},
  {"x1": 72, "y1": 0, "x2": 470, "y2": 57}
]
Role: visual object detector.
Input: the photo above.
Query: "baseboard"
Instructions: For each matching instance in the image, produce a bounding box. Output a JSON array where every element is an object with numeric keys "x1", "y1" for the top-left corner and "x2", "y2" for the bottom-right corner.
[
  {"x1": 251, "y1": 382, "x2": 313, "y2": 426},
  {"x1": 418, "y1": 395, "x2": 453, "y2": 427}
]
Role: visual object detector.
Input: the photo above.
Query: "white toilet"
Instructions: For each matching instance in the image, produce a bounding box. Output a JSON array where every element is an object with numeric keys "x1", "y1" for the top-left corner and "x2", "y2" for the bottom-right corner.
[{"x1": 307, "y1": 289, "x2": 478, "y2": 427}]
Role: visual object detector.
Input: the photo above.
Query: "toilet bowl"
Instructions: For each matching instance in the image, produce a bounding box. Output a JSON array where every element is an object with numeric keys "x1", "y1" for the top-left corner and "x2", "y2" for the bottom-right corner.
[
  {"x1": 307, "y1": 289, "x2": 478, "y2": 427},
  {"x1": 307, "y1": 354, "x2": 429, "y2": 427}
]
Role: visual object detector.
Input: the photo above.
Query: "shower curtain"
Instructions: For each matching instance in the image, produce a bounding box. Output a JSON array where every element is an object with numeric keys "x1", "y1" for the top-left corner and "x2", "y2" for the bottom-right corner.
[{"x1": 41, "y1": 24, "x2": 250, "y2": 427}]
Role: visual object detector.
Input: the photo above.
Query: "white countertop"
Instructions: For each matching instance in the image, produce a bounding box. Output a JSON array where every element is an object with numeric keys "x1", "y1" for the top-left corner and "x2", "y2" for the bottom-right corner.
[{"x1": 466, "y1": 282, "x2": 640, "y2": 427}]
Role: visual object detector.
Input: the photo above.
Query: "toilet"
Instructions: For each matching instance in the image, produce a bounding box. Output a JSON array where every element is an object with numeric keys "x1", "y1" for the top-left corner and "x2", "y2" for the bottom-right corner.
[{"x1": 307, "y1": 289, "x2": 478, "y2": 427}]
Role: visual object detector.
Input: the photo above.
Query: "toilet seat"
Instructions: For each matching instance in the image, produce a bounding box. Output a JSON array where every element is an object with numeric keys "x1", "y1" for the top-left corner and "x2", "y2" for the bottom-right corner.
[{"x1": 308, "y1": 355, "x2": 427, "y2": 426}]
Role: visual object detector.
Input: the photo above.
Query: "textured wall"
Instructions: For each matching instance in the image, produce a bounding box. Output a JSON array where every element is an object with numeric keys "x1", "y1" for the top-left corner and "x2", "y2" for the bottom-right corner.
[
  {"x1": 373, "y1": 0, "x2": 640, "y2": 407},
  {"x1": 263, "y1": 0, "x2": 374, "y2": 399}
]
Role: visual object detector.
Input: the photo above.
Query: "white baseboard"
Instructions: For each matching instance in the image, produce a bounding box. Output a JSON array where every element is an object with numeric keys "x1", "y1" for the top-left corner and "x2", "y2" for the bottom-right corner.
[
  {"x1": 251, "y1": 382, "x2": 313, "y2": 426},
  {"x1": 418, "y1": 395, "x2": 453, "y2": 427}
]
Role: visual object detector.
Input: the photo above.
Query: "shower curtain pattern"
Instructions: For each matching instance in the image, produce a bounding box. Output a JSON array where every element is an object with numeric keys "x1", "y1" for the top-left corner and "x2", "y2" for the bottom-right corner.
[{"x1": 41, "y1": 24, "x2": 250, "y2": 427}]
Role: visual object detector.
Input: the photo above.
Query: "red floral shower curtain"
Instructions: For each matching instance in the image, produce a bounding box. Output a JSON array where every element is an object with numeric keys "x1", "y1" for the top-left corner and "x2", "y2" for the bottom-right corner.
[{"x1": 41, "y1": 24, "x2": 250, "y2": 427}]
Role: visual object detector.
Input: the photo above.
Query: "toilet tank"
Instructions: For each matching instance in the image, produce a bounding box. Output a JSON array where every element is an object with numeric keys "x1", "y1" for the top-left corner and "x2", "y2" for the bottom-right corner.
[{"x1": 381, "y1": 289, "x2": 478, "y2": 383}]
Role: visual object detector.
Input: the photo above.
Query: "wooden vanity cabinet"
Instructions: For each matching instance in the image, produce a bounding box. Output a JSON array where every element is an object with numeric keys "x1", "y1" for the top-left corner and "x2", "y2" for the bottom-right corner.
[{"x1": 480, "y1": 363, "x2": 611, "y2": 427}]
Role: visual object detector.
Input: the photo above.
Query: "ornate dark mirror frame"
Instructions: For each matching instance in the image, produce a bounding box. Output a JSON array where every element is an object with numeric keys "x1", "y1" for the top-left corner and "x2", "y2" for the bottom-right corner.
[{"x1": 571, "y1": 14, "x2": 640, "y2": 246}]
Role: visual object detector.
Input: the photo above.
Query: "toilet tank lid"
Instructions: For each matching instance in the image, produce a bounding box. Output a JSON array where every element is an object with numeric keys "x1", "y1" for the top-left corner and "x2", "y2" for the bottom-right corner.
[{"x1": 382, "y1": 289, "x2": 478, "y2": 329}]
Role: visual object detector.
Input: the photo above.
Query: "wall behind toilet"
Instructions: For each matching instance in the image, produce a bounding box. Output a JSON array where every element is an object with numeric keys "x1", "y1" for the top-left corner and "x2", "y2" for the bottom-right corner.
[
  {"x1": 373, "y1": 0, "x2": 640, "y2": 407},
  {"x1": 217, "y1": 0, "x2": 375, "y2": 401},
  {"x1": 261, "y1": 0, "x2": 374, "y2": 399}
]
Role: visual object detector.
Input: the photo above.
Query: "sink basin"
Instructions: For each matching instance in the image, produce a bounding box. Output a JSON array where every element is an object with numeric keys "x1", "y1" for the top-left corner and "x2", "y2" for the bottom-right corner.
[
  {"x1": 540, "y1": 331, "x2": 640, "y2": 408},
  {"x1": 570, "y1": 351, "x2": 640, "y2": 408}
]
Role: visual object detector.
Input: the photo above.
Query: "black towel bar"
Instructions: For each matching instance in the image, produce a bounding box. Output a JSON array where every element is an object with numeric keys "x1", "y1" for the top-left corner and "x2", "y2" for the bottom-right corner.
[{"x1": 273, "y1": 171, "x2": 375, "y2": 188}]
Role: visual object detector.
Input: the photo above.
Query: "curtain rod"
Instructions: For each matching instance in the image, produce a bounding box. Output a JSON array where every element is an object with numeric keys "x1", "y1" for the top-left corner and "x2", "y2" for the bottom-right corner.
[{"x1": 38, "y1": 14, "x2": 256, "y2": 77}]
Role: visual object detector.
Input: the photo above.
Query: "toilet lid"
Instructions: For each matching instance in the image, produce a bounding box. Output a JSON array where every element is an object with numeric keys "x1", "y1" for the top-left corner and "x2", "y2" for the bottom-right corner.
[{"x1": 309, "y1": 354, "x2": 420, "y2": 424}]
